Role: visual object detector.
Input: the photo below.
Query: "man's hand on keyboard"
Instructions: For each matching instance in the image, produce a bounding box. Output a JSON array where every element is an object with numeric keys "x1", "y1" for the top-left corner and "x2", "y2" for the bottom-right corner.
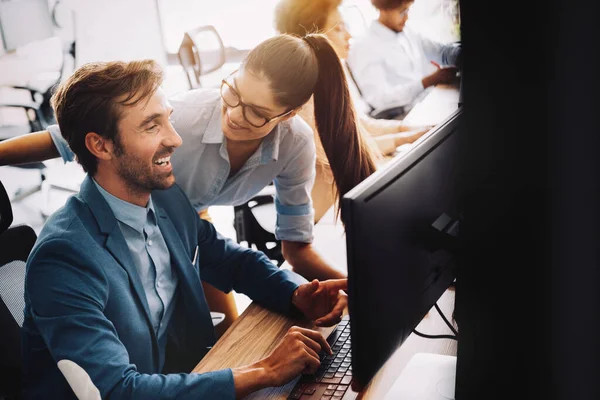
[
  {"x1": 257, "y1": 326, "x2": 332, "y2": 387},
  {"x1": 292, "y1": 279, "x2": 348, "y2": 327}
]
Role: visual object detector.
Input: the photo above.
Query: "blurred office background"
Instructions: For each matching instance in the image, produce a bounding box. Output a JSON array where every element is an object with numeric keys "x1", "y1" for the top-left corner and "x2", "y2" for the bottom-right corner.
[{"x1": 0, "y1": 0, "x2": 459, "y2": 312}]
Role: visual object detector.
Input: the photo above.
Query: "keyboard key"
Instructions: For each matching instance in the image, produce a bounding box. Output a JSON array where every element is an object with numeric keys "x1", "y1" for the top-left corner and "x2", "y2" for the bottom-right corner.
[
  {"x1": 288, "y1": 385, "x2": 304, "y2": 399},
  {"x1": 332, "y1": 396, "x2": 343, "y2": 400},
  {"x1": 327, "y1": 329, "x2": 342, "y2": 347},
  {"x1": 341, "y1": 375, "x2": 353, "y2": 385},
  {"x1": 324, "y1": 372, "x2": 335, "y2": 379},
  {"x1": 335, "y1": 372, "x2": 345, "y2": 378},
  {"x1": 321, "y1": 377, "x2": 342, "y2": 384},
  {"x1": 303, "y1": 384, "x2": 318, "y2": 395},
  {"x1": 327, "y1": 384, "x2": 338, "y2": 390},
  {"x1": 324, "y1": 389, "x2": 335, "y2": 396},
  {"x1": 320, "y1": 396, "x2": 332, "y2": 400},
  {"x1": 335, "y1": 389, "x2": 347, "y2": 397},
  {"x1": 341, "y1": 362, "x2": 351, "y2": 368}
]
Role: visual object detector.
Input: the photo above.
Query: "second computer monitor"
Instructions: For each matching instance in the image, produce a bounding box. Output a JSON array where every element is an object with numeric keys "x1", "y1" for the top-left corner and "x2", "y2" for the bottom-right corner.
[{"x1": 342, "y1": 108, "x2": 464, "y2": 388}]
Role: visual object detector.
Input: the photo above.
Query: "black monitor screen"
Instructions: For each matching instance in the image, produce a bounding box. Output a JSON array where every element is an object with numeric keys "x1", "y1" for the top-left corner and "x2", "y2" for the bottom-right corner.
[{"x1": 342, "y1": 108, "x2": 464, "y2": 388}]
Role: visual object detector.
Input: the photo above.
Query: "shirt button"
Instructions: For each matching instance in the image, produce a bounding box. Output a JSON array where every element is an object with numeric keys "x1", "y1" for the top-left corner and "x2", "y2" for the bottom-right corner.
[{"x1": 148, "y1": 239, "x2": 153, "y2": 246}]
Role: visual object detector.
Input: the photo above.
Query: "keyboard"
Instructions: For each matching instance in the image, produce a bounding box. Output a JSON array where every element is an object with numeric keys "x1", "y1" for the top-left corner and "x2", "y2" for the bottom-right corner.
[{"x1": 287, "y1": 315, "x2": 358, "y2": 400}]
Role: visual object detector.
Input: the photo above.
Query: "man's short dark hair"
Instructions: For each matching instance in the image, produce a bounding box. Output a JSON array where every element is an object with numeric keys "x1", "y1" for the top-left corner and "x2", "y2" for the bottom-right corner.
[
  {"x1": 371, "y1": 0, "x2": 412, "y2": 11},
  {"x1": 51, "y1": 60, "x2": 164, "y2": 175}
]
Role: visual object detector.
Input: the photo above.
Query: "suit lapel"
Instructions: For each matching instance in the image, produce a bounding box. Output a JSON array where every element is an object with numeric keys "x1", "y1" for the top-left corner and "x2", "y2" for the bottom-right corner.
[
  {"x1": 79, "y1": 177, "x2": 155, "y2": 334},
  {"x1": 104, "y1": 229, "x2": 155, "y2": 328},
  {"x1": 155, "y1": 206, "x2": 215, "y2": 336}
]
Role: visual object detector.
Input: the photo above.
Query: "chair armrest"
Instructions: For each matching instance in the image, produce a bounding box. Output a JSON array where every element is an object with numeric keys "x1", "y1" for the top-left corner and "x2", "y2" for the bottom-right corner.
[
  {"x1": 0, "y1": 101, "x2": 42, "y2": 111},
  {"x1": 0, "y1": 102, "x2": 45, "y2": 131},
  {"x1": 1, "y1": 84, "x2": 43, "y2": 102},
  {"x1": 369, "y1": 106, "x2": 406, "y2": 120}
]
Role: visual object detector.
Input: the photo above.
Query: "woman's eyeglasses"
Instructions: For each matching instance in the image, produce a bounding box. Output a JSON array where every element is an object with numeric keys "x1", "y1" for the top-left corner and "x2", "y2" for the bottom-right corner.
[{"x1": 220, "y1": 73, "x2": 293, "y2": 128}]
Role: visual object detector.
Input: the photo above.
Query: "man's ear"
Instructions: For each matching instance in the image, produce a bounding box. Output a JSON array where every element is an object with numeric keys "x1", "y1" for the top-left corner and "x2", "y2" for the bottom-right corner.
[{"x1": 84, "y1": 132, "x2": 113, "y2": 161}]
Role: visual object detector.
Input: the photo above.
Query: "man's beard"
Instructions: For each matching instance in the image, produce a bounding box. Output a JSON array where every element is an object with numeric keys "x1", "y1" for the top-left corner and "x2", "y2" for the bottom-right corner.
[{"x1": 114, "y1": 144, "x2": 175, "y2": 195}]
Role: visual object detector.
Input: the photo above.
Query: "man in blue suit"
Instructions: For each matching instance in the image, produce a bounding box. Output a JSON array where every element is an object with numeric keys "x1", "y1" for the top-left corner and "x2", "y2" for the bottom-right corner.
[{"x1": 22, "y1": 60, "x2": 348, "y2": 399}]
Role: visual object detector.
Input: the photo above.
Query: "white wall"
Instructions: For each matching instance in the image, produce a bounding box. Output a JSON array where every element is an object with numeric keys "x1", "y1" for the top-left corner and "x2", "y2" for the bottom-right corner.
[{"x1": 69, "y1": 0, "x2": 166, "y2": 67}]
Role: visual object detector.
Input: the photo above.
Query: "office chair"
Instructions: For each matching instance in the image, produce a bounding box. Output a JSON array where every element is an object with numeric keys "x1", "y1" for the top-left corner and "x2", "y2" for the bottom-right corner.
[
  {"x1": 0, "y1": 181, "x2": 37, "y2": 400},
  {"x1": 0, "y1": 39, "x2": 78, "y2": 215},
  {"x1": 177, "y1": 25, "x2": 226, "y2": 89},
  {"x1": 233, "y1": 184, "x2": 284, "y2": 266},
  {"x1": 344, "y1": 62, "x2": 406, "y2": 120}
]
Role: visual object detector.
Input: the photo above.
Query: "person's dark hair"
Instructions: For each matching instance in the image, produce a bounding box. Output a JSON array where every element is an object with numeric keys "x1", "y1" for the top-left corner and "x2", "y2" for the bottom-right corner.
[
  {"x1": 274, "y1": 0, "x2": 341, "y2": 36},
  {"x1": 51, "y1": 60, "x2": 164, "y2": 175},
  {"x1": 242, "y1": 34, "x2": 377, "y2": 218},
  {"x1": 371, "y1": 0, "x2": 412, "y2": 11}
]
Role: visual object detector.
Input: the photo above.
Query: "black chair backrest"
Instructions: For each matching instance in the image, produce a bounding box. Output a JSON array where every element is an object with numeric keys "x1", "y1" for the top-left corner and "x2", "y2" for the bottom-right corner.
[
  {"x1": 233, "y1": 194, "x2": 284, "y2": 266},
  {"x1": 0, "y1": 180, "x2": 37, "y2": 399},
  {"x1": 0, "y1": 180, "x2": 13, "y2": 234}
]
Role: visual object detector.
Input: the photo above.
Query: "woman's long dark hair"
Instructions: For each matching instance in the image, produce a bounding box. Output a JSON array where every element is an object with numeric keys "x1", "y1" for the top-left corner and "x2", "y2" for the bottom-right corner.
[{"x1": 242, "y1": 34, "x2": 377, "y2": 218}]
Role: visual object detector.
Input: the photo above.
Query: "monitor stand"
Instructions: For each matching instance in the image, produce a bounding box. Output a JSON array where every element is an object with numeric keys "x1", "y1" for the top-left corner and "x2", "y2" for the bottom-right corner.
[{"x1": 384, "y1": 353, "x2": 456, "y2": 400}]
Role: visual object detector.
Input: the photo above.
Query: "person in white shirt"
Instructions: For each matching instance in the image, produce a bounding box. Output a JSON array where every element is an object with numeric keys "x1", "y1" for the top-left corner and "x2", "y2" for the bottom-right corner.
[{"x1": 347, "y1": 0, "x2": 461, "y2": 116}]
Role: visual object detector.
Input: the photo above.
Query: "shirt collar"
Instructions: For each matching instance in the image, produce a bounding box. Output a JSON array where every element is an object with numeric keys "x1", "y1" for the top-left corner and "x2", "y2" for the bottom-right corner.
[
  {"x1": 202, "y1": 101, "x2": 225, "y2": 144},
  {"x1": 93, "y1": 179, "x2": 156, "y2": 234},
  {"x1": 371, "y1": 20, "x2": 402, "y2": 41},
  {"x1": 260, "y1": 125, "x2": 281, "y2": 163}
]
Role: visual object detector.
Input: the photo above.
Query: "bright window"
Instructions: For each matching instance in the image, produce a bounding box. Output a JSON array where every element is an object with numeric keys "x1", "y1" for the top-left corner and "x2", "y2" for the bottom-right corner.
[{"x1": 157, "y1": 0, "x2": 460, "y2": 54}]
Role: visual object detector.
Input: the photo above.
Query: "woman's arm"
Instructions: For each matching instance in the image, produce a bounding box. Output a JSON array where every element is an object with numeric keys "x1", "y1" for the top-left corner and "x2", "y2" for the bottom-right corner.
[
  {"x1": 371, "y1": 128, "x2": 432, "y2": 156},
  {"x1": 0, "y1": 130, "x2": 58, "y2": 166},
  {"x1": 357, "y1": 114, "x2": 432, "y2": 155},
  {"x1": 358, "y1": 113, "x2": 432, "y2": 136}
]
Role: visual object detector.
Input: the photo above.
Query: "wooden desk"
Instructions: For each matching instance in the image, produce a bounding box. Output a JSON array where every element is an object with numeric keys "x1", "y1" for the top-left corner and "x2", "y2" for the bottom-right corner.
[{"x1": 193, "y1": 208, "x2": 457, "y2": 399}]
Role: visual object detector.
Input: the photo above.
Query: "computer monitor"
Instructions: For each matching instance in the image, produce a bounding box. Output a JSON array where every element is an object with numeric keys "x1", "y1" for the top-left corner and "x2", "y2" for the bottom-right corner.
[{"x1": 342, "y1": 107, "x2": 464, "y2": 389}]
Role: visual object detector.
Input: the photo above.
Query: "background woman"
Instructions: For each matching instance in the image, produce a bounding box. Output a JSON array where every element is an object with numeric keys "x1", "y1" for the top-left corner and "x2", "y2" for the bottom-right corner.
[{"x1": 274, "y1": 0, "x2": 431, "y2": 221}]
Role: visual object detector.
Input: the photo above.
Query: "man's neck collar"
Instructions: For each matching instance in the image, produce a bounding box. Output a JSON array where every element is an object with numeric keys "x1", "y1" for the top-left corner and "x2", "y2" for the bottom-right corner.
[{"x1": 92, "y1": 170, "x2": 151, "y2": 208}]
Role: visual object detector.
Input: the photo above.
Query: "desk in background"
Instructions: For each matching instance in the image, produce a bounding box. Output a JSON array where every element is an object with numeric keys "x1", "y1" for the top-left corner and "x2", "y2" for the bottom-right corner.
[
  {"x1": 403, "y1": 83, "x2": 460, "y2": 127},
  {"x1": 394, "y1": 83, "x2": 460, "y2": 157},
  {"x1": 193, "y1": 85, "x2": 461, "y2": 399}
]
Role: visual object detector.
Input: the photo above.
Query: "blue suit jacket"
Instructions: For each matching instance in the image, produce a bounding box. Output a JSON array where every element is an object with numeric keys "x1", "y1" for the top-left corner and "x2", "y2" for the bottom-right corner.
[{"x1": 22, "y1": 176, "x2": 306, "y2": 399}]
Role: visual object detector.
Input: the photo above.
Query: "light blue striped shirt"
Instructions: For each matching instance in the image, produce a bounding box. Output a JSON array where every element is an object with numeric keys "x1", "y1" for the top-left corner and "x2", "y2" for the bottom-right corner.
[
  {"x1": 93, "y1": 179, "x2": 178, "y2": 364},
  {"x1": 49, "y1": 88, "x2": 317, "y2": 243}
]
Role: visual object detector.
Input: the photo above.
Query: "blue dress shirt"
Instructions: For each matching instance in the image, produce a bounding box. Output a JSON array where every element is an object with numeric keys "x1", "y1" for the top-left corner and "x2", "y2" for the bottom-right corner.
[{"x1": 93, "y1": 180, "x2": 178, "y2": 368}]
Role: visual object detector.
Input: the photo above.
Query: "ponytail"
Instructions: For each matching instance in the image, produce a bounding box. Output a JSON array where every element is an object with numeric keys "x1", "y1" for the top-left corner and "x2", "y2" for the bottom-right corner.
[
  {"x1": 243, "y1": 33, "x2": 377, "y2": 220},
  {"x1": 302, "y1": 34, "x2": 377, "y2": 216}
]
